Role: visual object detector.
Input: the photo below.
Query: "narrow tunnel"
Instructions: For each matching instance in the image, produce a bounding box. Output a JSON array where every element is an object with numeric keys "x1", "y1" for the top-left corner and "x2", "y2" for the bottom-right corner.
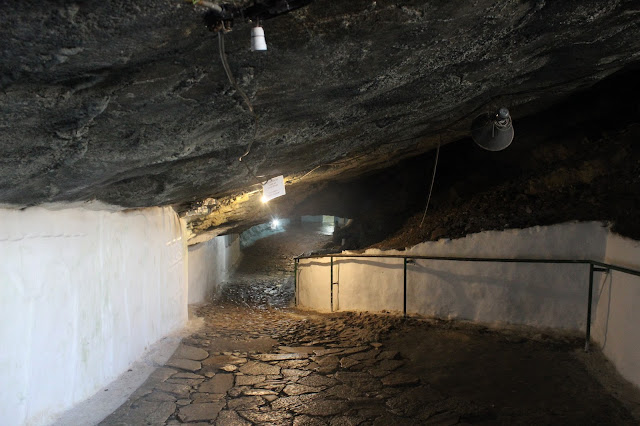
[{"x1": 1, "y1": 1, "x2": 640, "y2": 425}]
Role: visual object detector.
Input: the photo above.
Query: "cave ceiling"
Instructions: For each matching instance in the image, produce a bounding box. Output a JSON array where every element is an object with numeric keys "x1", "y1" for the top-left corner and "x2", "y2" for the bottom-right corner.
[{"x1": 1, "y1": 0, "x2": 639, "y2": 241}]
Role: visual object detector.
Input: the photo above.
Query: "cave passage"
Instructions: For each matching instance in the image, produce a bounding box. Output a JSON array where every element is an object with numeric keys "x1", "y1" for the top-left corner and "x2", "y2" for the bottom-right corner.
[
  {"x1": 99, "y1": 222, "x2": 637, "y2": 425},
  {"x1": 3, "y1": 2, "x2": 640, "y2": 425}
]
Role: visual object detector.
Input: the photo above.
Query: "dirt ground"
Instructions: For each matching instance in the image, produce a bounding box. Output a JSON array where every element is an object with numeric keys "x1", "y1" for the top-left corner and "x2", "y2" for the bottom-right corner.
[{"x1": 101, "y1": 225, "x2": 640, "y2": 425}]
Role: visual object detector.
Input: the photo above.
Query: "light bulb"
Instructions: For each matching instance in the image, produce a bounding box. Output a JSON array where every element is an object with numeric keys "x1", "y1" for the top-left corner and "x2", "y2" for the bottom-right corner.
[{"x1": 251, "y1": 26, "x2": 267, "y2": 51}]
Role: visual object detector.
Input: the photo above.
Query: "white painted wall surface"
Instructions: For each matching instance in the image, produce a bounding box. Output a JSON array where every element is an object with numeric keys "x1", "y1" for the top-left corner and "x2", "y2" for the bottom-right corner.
[
  {"x1": 0, "y1": 206, "x2": 188, "y2": 426},
  {"x1": 335, "y1": 257, "x2": 404, "y2": 313},
  {"x1": 296, "y1": 222, "x2": 640, "y2": 387},
  {"x1": 301, "y1": 215, "x2": 323, "y2": 223},
  {"x1": 188, "y1": 234, "x2": 241, "y2": 304},
  {"x1": 404, "y1": 260, "x2": 588, "y2": 329},
  {"x1": 298, "y1": 222, "x2": 608, "y2": 325},
  {"x1": 297, "y1": 259, "x2": 332, "y2": 312},
  {"x1": 592, "y1": 233, "x2": 640, "y2": 388}
]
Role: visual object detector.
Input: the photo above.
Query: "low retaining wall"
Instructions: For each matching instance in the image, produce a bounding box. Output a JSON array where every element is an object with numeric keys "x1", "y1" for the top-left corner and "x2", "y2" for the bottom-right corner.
[
  {"x1": 593, "y1": 232, "x2": 640, "y2": 389},
  {"x1": 188, "y1": 234, "x2": 241, "y2": 304},
  {"x1": 296, "y1": 222, "x2": 640, "y2": 388}
]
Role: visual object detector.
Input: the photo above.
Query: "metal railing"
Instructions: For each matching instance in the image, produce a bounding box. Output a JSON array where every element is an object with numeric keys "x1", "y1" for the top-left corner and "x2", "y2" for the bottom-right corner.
[{"x1": 293, "y1": 254, "x2": 640, "y2": 352}]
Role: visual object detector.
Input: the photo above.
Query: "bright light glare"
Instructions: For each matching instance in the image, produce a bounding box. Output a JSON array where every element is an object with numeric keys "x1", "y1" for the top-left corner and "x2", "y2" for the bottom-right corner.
[
  {"x1": 271, "y1": 219, "x2": 280, "y2": 228},
  {"x1": 261, "y1": 195, "x2": 268, "y2": 203}
]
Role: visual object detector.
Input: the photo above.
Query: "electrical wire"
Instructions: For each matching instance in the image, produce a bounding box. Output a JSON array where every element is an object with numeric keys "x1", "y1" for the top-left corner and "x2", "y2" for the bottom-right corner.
[
  {"x1": 287, "y1": 152, "x2": 371, "y2": 184},
  {"x1": 217, "y1": 32, "x2": 264, "y2": 184},
  {"x1": 419, "y1": 137, "x2": 441, "y2": 227},
  {"x1": 218, "y1": 32, "x2": 254, "y2": 116}
]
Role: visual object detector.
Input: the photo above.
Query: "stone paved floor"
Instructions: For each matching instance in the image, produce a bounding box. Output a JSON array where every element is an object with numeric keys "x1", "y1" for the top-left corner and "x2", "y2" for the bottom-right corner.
[{"x1": 101, "y1": 225, "x2": 638, "y2": 425}]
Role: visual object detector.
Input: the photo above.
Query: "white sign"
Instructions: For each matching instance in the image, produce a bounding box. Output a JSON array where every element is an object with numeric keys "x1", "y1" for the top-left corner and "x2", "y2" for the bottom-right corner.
[{"x1": 262, "y1": 175, "x2": 286, "y2": 202}]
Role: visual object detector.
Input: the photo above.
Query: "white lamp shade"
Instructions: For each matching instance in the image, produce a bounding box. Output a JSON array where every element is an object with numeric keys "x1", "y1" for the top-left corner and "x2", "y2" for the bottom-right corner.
[{"x1": 251, "y1": 26, "x2": 267, "y2": 51}]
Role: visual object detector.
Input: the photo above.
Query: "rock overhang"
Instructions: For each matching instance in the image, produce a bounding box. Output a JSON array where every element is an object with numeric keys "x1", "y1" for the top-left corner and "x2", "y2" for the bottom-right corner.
[{"x1": 1, "y1": 0, "x2": 639, "y2": 239}]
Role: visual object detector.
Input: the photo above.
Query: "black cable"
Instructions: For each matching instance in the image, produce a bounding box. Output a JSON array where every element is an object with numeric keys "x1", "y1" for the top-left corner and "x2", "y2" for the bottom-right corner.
[
  {"x1": 419, "y1": 137, "x2": 441, "y2": 227},
  {"x1": 218, "y1": 32, "x2": 263, "y2": 184}
]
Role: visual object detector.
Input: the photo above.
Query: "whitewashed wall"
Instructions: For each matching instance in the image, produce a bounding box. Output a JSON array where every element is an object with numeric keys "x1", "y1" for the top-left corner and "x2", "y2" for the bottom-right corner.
[
  {"x1": 592, "y1": 233, "x2": 640, "y2": 388},
  {"x1": 297, "y1": 259, "x2": 332, "y2": 312},
  {"x1": 0, "y1": 206, "x2": 188, "y2": 426},
  {"x1": 240, "y1": 220, "x2": 290, "y2": 249},
  {"x1": 297, "y1": 222, "x2": 640, "y2": 388},
  {"x1": 188, "y1": 234, "x2": 241, "y2": 304}
]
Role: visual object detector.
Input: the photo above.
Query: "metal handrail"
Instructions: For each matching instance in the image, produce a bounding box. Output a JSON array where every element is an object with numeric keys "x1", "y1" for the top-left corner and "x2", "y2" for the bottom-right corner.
[{"x1": 293, "y1": 253, "x2": 640, "y2": 352}]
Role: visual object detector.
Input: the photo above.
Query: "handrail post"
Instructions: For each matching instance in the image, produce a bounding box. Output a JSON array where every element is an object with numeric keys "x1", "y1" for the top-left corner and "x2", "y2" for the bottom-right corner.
[
  {"x1": 330, "y1": 256, "x2": 334, "y2": 313},
  {"x1": 403, "y1": 258, "x2": 407, "y2": 318},
  {"x1": 585, "y1": 262, "x2": 594, "y2": 352},
  {"x1": 294, "y1": 258, "x2": 298, "y2": 307}
]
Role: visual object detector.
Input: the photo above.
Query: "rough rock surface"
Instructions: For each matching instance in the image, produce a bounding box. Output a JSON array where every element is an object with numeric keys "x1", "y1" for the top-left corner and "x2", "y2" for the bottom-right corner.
[{"x1": 1, "y1": 1, "x2": 639, "y2": 238}]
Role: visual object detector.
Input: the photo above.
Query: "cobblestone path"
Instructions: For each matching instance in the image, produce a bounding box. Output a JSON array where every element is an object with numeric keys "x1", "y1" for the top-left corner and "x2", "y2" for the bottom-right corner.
[{"x1": 101, "y1": 226, "x2": 637, "y2": 425}]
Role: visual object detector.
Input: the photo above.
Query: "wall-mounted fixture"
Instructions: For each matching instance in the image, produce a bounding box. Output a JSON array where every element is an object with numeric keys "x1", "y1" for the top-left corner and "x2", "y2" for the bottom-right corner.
[
  {"x1": 421, "y1": 107, "x2": 514, "y2": 225},
  {"x1": 198, "y1": 0, "x2": 313, "y2": 39},
  {"x1": 471, "y1": 107, "x2": 514, "y2": 151}
]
